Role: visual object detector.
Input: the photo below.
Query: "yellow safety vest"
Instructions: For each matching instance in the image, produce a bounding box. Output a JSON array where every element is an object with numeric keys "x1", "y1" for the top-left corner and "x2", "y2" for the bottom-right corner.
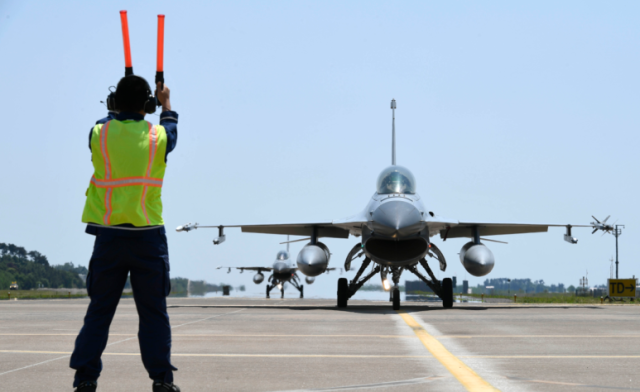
[{"x1": 82, "y1": 120, "x2": 168, "y2": 227}]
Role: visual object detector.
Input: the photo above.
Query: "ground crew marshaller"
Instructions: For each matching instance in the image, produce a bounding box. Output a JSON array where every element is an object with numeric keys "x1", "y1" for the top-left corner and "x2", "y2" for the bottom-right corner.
[{"x1": 70, "y1": 75, "x2": 180, "y2": 392}]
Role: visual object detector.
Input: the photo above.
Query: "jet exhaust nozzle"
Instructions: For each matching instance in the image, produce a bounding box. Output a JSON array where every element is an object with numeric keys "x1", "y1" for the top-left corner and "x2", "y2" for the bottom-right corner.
[
  {"x1": 297, "y1": 242, "x2": 330, "y2": 277},
  {"x1": 253, "y1": 272, "x2": 264, "y2": 284},
  {"x1": 459, "y1": 242, "x2": 495, "y2": 277}
]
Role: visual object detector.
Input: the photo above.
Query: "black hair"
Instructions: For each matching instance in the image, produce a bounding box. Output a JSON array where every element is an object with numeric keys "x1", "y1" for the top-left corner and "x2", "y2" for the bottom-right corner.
[{"x1": 115, "y1": 75, "x2": 151, "y2": 112}]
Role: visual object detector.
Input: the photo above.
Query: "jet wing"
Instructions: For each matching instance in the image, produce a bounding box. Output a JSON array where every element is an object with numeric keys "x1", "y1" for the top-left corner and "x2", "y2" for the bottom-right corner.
[
  {"x1": 437, "y1": 222, "x2": 593, "y2": 240},
  {"x1": 217, "y1": 266, "x2": 273, "y2": 273},
  {"x1": 177, "y1": 217, "x2": 369, "y2": 239}
]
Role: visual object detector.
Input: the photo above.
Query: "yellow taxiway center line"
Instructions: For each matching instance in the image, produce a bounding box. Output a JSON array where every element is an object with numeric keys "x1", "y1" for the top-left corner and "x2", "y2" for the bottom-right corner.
[{"x1": 397, "y1": 310, "x2": 499, "y2": 392}]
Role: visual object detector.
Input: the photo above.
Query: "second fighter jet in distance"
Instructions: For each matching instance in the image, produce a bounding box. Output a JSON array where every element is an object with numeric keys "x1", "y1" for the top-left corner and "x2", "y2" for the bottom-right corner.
[
  {"x1": 179, "y1": 99, "x2": 603, "y2": 310},
  {"x1": 217, "y1": 237, "x2": 338, "y2": 299}
]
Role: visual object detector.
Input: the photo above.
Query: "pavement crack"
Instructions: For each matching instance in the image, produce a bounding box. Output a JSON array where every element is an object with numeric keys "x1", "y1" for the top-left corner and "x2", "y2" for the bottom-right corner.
[
  {"x1": 268, "y1": 375, "x2": 446, "y2": 391},
  {"x1": 504, "y1": 376, "x2": 640, "y2": 390}
]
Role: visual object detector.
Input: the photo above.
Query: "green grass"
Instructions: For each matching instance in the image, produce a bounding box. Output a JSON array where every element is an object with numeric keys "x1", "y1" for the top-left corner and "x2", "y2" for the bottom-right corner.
[
  {"x1": 464, "y1": 292, "x2": 637, "y2": 304},
  {"x1": 0, "y1": 290, "x2": 87, "y2": 300}
]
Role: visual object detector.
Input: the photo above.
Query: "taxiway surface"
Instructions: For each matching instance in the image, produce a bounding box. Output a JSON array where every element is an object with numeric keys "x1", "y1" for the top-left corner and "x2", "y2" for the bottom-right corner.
[{"x1": 0, "y1": 297, "x2": 638, "y2": 391}]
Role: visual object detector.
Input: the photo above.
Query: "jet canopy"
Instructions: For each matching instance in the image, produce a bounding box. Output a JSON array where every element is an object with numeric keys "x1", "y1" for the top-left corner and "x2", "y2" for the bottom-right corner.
[
  {"x1": 276, "y1": 250, "x2": 289, "y2": 261},
  {"x1": 376, "y1": 165, "x2": 416, "y2": 195}
]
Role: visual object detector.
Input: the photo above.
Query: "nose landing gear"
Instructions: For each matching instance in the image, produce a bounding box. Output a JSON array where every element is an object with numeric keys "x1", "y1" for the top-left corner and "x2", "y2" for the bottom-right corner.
[{"x1": 392, "y1": 288, "x2": 400, "y2": 310}]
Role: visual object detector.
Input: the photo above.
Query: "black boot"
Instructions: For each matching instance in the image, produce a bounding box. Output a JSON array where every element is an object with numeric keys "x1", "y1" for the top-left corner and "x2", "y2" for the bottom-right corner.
[
  {"x1": 153, "y1": 381, "x2": 181, "y2": 392},
  {"x1": 74, "y1": 381, "x2": 97, "y2": 392}
]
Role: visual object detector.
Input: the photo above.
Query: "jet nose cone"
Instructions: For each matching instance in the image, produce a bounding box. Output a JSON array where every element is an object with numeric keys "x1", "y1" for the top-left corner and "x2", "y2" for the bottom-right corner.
[
  {"x1": 273, "y1": 262, "x2": 288, "y2": 273},
  {"x1": 371, "y1": 200, "x2": 423, "y2": 237}
]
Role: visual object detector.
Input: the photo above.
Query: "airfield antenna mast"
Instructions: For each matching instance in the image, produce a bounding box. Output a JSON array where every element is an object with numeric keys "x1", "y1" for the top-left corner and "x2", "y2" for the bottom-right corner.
[
  {"x1": 614, "y1": 225, "x2": 625, "y2": 279},
  {"x1": 391, "y1": 99, "x2": 396, "y2": 165}
]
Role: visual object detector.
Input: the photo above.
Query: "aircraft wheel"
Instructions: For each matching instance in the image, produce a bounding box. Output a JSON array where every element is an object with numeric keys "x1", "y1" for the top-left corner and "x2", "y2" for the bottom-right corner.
[
  {"x1": 266, "y1": 285, "x2": 270, "y2": 299},
  {"x1": 300, "y1": 285, "x2": 304, "y2": 299},
  {"x1": 337, "y1": 278, "x2": 348, "y2": 308},
  {"x1": 392, "y1": 288, "x2": 400, "y2": 310},
  {"x1": 442, "y1": 278, "x2": 453, "y2": 308}
]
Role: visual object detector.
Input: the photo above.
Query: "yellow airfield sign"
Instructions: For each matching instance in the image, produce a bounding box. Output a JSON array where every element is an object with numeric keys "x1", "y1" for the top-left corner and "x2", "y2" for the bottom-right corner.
[{"x1": 608, "y1": 279, "x2": 637, "y2": 297}]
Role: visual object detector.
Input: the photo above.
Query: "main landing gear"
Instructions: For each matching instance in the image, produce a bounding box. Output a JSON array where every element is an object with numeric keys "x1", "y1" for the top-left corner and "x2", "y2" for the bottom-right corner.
[{"x1": 337, "y1": 243, "x2": 454, "y2": 310}]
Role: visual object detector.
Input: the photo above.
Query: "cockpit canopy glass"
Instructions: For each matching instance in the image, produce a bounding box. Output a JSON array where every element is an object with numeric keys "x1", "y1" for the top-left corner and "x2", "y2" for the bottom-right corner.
[
  {"x1": 276, "y1": 251, "x2": 289, "y2": 261},
  {"x1": 376, "y1": 165, "x2": 416, "y2": 194}
]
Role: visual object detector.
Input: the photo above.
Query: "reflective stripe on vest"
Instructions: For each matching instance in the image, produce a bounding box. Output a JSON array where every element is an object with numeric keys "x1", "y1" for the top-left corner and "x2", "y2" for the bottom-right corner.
[
  {"x1": 141, "y1": 123, "x2": 158, "y2": 224},
  {"x1": 82, "y1": 120, "x2": 167, "y2": 227},
  {"x1": 101, "y1": 121, "x2": 113, "y2": 225}
]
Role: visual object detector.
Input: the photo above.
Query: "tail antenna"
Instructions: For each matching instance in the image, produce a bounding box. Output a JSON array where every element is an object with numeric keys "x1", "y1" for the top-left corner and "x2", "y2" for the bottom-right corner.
[{"x1": 391, "y1": 99, "x2": 397, "y2": 165}]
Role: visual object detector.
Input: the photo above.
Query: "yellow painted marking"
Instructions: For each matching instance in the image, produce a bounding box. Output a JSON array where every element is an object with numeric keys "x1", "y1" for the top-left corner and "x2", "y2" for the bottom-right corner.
[
  {"x1": 397, "y1": 310, "x2": 499, "y2": 392},
  {"x1": 0, "y1": 350, "x2": 431, "y2": 358}
]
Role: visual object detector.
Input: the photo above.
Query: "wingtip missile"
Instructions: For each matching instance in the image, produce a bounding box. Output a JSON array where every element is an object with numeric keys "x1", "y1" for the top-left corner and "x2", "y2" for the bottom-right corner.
[{"x1": 176, "y1": 223, "x2": 198, "y2": 232}]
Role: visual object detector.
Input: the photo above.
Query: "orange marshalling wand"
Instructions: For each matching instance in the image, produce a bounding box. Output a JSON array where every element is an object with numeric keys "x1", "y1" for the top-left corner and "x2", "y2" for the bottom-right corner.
[
  {"x1": 157, "y1": 15, "x2": 165, "y2": 73},
  {"x1": 120, "y1": 10, "x2": 133, "y2": 76},
  {"x1": 155, "y1": 14, "x2": 165, "y2": 106}
]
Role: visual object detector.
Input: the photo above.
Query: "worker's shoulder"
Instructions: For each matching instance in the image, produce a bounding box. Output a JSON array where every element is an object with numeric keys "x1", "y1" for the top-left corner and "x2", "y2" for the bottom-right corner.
[{"x1": 95, "y1": 112, "x2": 118, "y2": 125}]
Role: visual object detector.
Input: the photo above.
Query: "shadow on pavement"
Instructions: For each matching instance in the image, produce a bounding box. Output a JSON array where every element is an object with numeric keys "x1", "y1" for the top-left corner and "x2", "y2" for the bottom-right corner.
[{"x1": 167, "y1": 303, "x2": 604, "y2": 313}]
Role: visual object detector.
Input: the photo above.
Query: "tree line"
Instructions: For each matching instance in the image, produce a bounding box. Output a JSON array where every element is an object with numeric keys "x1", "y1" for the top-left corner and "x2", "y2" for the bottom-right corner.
[
  {"x1": 170, "y1": 277, "x2": 244, "y2": 295},
  {"x1": 0, "y1": 243, "x2": 86, "y2": 290},
  {"x1": 482, "y1": 278, "x2": 567, "y2": 293}
]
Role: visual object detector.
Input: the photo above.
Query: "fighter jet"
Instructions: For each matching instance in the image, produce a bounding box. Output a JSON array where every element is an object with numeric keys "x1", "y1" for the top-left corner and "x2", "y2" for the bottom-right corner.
[
  {"x1": 178, "y1": 99, "x2": 600, "y2": 310},
  {"x1": 216, "y1": 237, "x2": 337, "y2": 299}
]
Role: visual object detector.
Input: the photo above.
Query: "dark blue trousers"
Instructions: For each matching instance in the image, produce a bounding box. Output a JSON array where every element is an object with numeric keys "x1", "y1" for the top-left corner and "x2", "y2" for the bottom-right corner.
[{"x1": 70, "y1": 228, "x2": 177, "y2": 387}]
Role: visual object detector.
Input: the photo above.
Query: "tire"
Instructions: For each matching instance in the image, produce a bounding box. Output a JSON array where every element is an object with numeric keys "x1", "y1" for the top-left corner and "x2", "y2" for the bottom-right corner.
[
  {"x1": 442, "y1": 278, "x2": 453, "y2": 308},
  {"x1": 300, "y1": 285, "x2": 304, "y2": 299},
  {"x1": 337, "y1": 278, "x2": 348, "y2": 308},
  {"x1": 392, "y1": 288, "x2": 400, "y2": 310},
  {"x1": 266, "y1": 285, "x2": 270, "y2": 299}
]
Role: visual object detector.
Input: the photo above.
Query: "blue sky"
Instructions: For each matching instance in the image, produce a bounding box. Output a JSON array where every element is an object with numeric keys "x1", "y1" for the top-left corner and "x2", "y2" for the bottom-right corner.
[{"x1": 1, "y1": 1, "x2": 638, "y2": 296}]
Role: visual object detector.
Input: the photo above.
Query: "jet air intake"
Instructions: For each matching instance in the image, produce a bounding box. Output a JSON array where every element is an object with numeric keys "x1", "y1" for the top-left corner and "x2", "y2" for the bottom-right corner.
[
  {"x1": 459, "y1": 242, "x2": 495, "y2": 277},
  {"x1": 253, "y1": 272, "x2": 264, "y2": 284},
  {"x1": 297, "y1": 242, "x2": 330, "y2": 277}
]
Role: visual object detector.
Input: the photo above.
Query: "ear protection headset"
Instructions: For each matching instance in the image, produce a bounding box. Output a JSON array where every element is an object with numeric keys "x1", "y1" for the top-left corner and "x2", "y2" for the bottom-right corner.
[
  {"x1": 143, "y1": 81, "x2": 156, "y2": 114},
  {"x1": 109, "y1": 78, "x2": 157, "y2": 114},
  {"x1": 105, "y1": 86, "x2": 117, "y2": 111}
]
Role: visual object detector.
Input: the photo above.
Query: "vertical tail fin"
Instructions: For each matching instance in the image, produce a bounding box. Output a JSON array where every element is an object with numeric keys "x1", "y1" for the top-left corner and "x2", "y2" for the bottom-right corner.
[{"x1": 391, "y1": 99, "x2": 396, "y2": 165}]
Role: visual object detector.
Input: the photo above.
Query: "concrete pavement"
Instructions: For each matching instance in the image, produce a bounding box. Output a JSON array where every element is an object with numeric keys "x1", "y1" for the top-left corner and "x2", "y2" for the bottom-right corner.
[{"x1": 0, "y1": 297, "x2": 638, "y2": 391}]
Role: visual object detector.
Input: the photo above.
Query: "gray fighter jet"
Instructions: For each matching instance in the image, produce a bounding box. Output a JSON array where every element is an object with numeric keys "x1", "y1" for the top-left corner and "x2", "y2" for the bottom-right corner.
[
  {"x1": 216, "y1": 237, "x2": 337, "y2": 299},
  {"x1": 178, "y1": 99, "x2": 600, "y2": 310}
]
